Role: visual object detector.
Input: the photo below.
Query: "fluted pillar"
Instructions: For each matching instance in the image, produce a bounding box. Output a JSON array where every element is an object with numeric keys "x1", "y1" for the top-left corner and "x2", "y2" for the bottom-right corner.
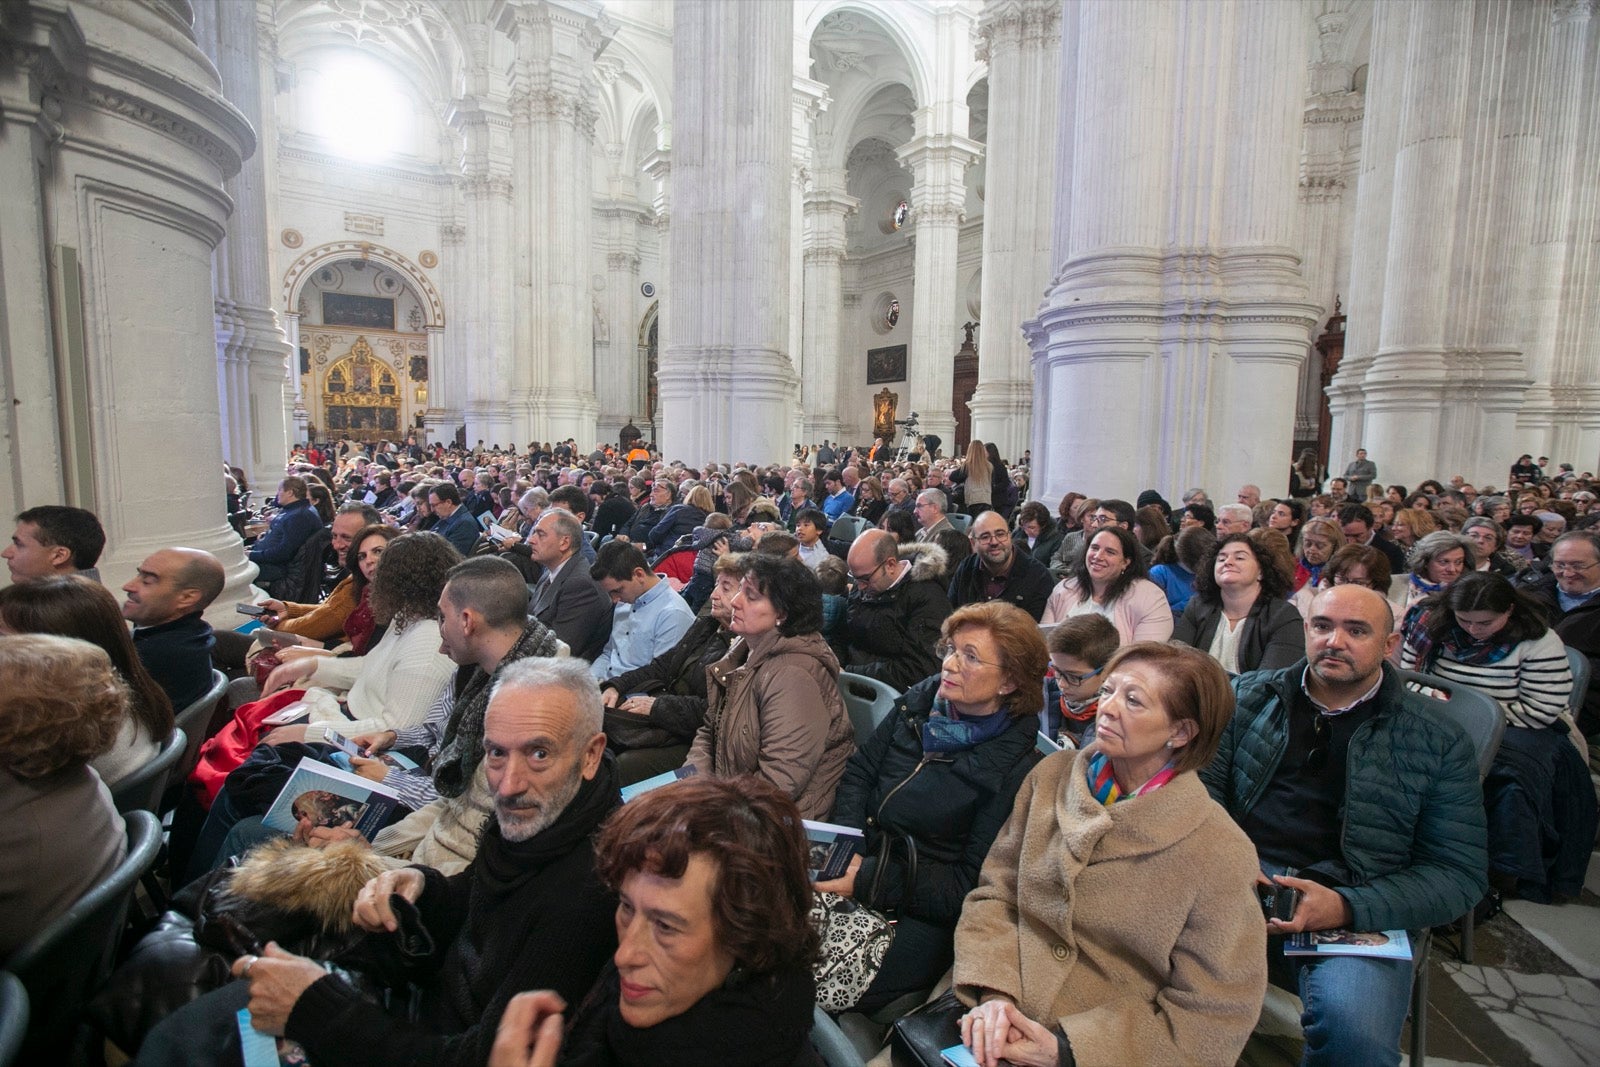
[
  {"x1": 498, "y1": 0, "x2": 613, "y2": 447},
  {"x1": 1027, "y1": 0, "x2": 1317, "y2": 502},
  {"x1": 642, "y1": 146, "x2": 671, "y2": 448},
  {"x1": 595, "y1": 197, "x2": 650, "y2": 437},
  {"x1": 969, "y1": 0, "x2": 1059, "y2": 462},
  {"x1": 447, "y1": 92, "x2": 512, "y2": 445},
  {"x1": 801, "y1": 174, "x2": 858, "y2": 444},
  {"x1": 193, "y1": 0, "x2": 292, "y2": 491},
  {"x1": 1, "y1": 0, "x2": 258, "y2": 616},
  {"x1": 659, "y1": 0, "x2": 798, "y2": 464}
]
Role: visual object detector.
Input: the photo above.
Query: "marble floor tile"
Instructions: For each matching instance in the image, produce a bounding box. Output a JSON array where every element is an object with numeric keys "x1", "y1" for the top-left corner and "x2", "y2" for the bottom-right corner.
[
  {"x1": 1446, "y1": 963, "x2": 1600, "y2": 1066},
  {"x1": 1502, "y1": 899, "x2": 1600, "y2": 980}
]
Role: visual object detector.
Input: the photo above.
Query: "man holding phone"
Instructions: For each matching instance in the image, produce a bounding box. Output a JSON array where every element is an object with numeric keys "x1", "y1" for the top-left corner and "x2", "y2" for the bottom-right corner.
[{"x1": 1202, "y1": 586, "x2": 1486, "y2": 1066}]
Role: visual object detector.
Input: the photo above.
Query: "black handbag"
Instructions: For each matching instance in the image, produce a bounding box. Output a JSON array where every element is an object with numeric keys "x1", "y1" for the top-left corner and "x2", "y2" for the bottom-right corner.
[{"x1": 890, "y1": 990, "x2": 986, "y2": 1067}]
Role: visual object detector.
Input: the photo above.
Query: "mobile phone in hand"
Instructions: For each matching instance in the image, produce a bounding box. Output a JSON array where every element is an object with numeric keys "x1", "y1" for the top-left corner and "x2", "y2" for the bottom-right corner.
[{"x1": 235, "y1": 602, "x2": 267, "y2": 617}]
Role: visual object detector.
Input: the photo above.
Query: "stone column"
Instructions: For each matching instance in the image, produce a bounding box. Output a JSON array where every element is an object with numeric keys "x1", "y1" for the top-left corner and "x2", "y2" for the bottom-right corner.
[
  {"x1": 642, "y1": 146, "x2": 670, "y2": 448},
  {"x1": 1552, "y1": 0, "x2": 1600, "y2": 465},
  {"x1": 659, "y1": 0, "x2": 798, "y2": 464},
  {"x1": 801, "y1": 173, "x2": 857, "y2": 445},
  {"x1": 898, "y1": 135, "x2": 980, "y2": 451},
  {"x1": 282, "y1": 312, "x2": 309, "y2": 443},
  {"x1": 1026, "y1": 0, "x2": 1317, "y2": 502},
  {"x1": 498, "y1": 0, "x2": 613, "y2": 447},
  {"x1": 1, "y1": 0, "x2": 258, "y2": 616},
  {"x1": 448, "y1": 92, "x2": 514, "y2": 446},
  {"x1": 193, "y1": 0, "x2": 292, "y2": 493},
  {"x1": 595, "y1": 197, "x2": 650, "y2": 436},
  {"x1": 969, "y1": 0, "x2": 1059, "y2": 463}
]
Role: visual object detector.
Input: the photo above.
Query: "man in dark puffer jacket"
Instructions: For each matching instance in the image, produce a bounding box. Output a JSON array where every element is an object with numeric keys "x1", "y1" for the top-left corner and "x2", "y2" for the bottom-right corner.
[
  {"x1": 1202, "y1": 585, "x2": 1486, "y2": 1067},
  {"x1": 838, "y1": 533, "x2": 952, "y2": 692},
  {"x1": 135, "y1": 659, "x2": 617, "y2": 1067}
]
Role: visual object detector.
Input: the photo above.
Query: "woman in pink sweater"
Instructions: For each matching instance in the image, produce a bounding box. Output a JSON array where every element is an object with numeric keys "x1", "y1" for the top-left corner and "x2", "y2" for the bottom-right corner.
[{"x1": 1041, "y1": 526, "x2": 1174, "y2": 645}]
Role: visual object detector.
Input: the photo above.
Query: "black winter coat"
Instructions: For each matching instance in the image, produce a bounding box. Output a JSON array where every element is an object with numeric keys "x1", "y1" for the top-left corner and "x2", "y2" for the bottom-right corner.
[
  {"x1": 830, "y1": 677, "x2": 1041, "y2": 924},
  {"x1": 839, "y1": 544, "x2": 953, "y2": 691},
  {"x1": 601, "y1": 615, "x2": 731, "y2": 750},
  {"x1": 946, "y1": 550, "x2": 1055, "y2": 622},
  {"x1": 647, "y1": 504, "x2": 707, "y2": 552}
]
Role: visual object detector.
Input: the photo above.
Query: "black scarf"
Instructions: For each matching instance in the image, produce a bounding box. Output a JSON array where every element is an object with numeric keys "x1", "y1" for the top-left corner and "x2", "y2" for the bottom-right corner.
[
  {"x1": 433, "y1": 620, "x2": 563, "y2": 798},
  {"x1": 473, "y1": 754, "x2": 620, "y2": 900},
  {"x1": 560, "y1": 960, "x2": 818, "y2": 1067}
]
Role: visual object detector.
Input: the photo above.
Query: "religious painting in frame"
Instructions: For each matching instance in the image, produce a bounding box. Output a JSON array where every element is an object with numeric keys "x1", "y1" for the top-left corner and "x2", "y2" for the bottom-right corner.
[
  {"x1": 867, "y1": 344, "x2": 907, "y2": 385},
  {"x1": 322, "y1": 292, "x2": 396, "y2": 330}
]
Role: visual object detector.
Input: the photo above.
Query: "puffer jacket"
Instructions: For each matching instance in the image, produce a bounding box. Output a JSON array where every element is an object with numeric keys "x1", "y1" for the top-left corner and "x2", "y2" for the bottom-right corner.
[
  {"x1": 839, "y1": 542, "x2": 953, "y2": 691},
  {"x1": 687, "y1": 628, "x2": 855, "y2": 820},
  {"x1": 1201, "y1": 661, "x2": 1488, "y2": 933},
  {"x1": 831, "y1": 677, "x2": 1040, "y2": 924}
]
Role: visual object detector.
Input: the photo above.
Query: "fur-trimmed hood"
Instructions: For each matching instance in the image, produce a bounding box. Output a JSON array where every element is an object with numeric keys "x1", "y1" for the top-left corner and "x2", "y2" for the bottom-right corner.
[
  {"x1": 225, "y1": 838, "x2": 401, "y2": 933},
  {"x1": 898, "y1": 540, "x2": 948, "y2": 582}
]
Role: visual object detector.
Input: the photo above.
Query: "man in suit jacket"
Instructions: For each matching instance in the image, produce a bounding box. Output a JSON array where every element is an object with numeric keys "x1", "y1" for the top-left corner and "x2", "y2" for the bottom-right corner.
[
  {"x1": 526, "y1": 509, "x2": 613, "y2": 662},
  {"x1": 429, "y1": 482, "x2": 483, "y2": 557}
]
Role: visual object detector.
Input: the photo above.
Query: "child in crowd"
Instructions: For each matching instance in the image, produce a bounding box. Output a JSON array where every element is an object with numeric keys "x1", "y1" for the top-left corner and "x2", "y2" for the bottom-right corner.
[{"x1": 1041, "y1": 614, "x2": 1120, "y2": 747}]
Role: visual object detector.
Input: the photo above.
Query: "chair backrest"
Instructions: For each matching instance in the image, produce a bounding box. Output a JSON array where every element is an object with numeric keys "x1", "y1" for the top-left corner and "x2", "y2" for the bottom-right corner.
[
  {"x1": 172, "y1": 669, "x2": 228, "y2": 789},
  {"x1": 1397, "y1": 668, "x2": 1506, "y2": 779},
  {"x1": 6, "y1": 810, "x2": 162, "y2": 1057},
  {"x1": 838, "y1": 671, "x2": 900, "y2": 746},
  {"x1": 109, "y1": 727, "x2": 186, "y2": 815},
  {"x1": 0, "y1": 973, "x2": 26, "y2": 1067},
  {"x1": 1566, "y1": 645, "x2": 1591, "y2": 716},
  {"x1": 829, "y1": 515, "x2": 867, "y2": 544},
  {"x1": 946, "y1": 513, "x2": 973, "y2": 534},
  {"x1": 811, "y1": 1005, "x2": 867, "y2": 1067}
]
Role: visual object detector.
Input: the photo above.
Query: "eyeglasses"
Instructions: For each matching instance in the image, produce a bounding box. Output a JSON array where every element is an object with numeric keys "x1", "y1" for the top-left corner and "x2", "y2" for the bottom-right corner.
[
  {"x1": 848, "y1": 559, "x2": 888, "y2": 585},
  {"x1": 971, "y1": 531, "x2": 1010, "y2": 545},
  {"x1": 937, "y1": 641, "x2": 1001, "y2": 671},
  {"x1": 1551, "y1": 560, "x2": 1599, "y2": 575},
  {"x1": 1051, "y1": 664, "x2": 1102, "y2": 687},
  {"x1": 1305, "y1": 714, "x2": 1331, "y2": 771}
]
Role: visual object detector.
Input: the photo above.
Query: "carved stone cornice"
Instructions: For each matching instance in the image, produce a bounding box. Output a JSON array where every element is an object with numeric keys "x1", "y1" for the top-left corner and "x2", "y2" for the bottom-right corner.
[
  {"x1": 976, "y1": 0, "x2": 1062, "y2": 62},
  {"x1": 606, "y1": 251, "x2": 641, "y2": 273},
  {"x1": 1554, "y1": 0, "x2": 1597, "y2": 25}
]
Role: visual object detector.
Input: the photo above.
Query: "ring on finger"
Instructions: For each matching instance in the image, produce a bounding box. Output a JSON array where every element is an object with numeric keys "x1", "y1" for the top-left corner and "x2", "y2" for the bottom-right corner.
[{"x1": 242, "y1": 954, "x2": 258, "y2": 977}]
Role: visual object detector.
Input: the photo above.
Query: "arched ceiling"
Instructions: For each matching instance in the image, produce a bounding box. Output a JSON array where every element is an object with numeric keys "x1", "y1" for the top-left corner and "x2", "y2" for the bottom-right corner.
[
  {"x1": 272, "y1": 0, "x2": 468, "y2": 102},
  {"x1": 809, "y1": 6, "x2": 919, "y2": 171}
]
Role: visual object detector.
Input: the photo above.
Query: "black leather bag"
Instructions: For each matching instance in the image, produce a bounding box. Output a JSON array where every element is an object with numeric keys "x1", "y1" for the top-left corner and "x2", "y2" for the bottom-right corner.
[{"x1": 890, "y1": 990, "x2": 971, "y2": 1067}]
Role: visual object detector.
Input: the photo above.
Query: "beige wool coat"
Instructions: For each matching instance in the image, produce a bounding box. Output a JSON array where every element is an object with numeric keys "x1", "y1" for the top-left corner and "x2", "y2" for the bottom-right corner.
[
  {"x1": 954, "y1": 746, "x2": 1266, "y2": 1066},
  {"x1": 687, "y1": 628, "x2": 855, "y2": 820}
]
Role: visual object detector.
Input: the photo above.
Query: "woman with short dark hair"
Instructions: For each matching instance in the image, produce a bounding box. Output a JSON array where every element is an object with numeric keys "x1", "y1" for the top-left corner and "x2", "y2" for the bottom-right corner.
[
  {"x1": 489, "y1": 775, "x2": 819, "y2": 1067},
  {"x1": 951, "y1": 642, "x2": 1265, "y2": 1065},
  {"x1": 684, "y1": 554, "x2": 854, "y2": 820},
  {"x1": 1172, "y1": 534, "x2": 1304, "y2": 675},
  {"x1": 1012, "y1": 501, "x2": 1063, "y2": 567}
]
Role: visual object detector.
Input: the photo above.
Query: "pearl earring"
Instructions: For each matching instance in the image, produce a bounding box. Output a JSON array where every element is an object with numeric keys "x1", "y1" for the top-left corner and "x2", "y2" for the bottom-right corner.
[{"x1": 1165, "y1": 740, "x2": 1174, "y2": 748}]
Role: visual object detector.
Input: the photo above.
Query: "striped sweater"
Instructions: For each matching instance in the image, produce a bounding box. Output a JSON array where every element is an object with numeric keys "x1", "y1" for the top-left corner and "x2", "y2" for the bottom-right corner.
[{"x1": 1400, "y1": 628, "x2": 1574, "y2": 729}]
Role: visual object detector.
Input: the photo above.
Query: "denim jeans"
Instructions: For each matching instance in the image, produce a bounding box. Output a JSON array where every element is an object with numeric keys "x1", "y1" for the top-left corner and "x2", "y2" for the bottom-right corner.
[{"x1": 1261, "y1": 861, "x2": 1414, "y2": 1067}]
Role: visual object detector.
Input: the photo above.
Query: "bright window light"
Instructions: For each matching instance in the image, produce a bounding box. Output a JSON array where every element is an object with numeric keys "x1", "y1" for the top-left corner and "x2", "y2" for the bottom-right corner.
[{"x1": 308, "y1": 54, "x2": 410, "y2": 161}]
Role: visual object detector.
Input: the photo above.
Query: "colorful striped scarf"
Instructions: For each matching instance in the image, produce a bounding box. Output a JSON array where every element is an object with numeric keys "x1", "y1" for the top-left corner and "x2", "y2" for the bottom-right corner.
[{"x1": 1086, "y1": 750, "x2": 1178, "y2": 807}]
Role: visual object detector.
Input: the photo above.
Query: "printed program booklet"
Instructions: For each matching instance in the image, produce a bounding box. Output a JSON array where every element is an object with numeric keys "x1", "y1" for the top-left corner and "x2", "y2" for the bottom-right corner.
[
  {"x1": 618, "y1": 765, "x2": 698, "y2": 803},
  {"x1": 261, "y1": 757, "x2": 400, "y2": 841},
  {"x1": 803, "y1": 819, "x2": 865, "y2": 882},
  {"x1": 1284, "y1": 928, "x2": 1412, "y2": 960}
]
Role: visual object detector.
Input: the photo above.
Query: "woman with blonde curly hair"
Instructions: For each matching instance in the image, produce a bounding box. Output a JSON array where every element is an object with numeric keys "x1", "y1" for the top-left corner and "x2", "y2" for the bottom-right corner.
[{"x1": 0, "y1": 633, "x2": 129, "y2": 955}]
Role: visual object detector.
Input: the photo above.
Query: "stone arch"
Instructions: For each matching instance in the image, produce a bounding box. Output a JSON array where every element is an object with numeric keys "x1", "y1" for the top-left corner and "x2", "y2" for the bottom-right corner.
[{"x1": 282, "y1": 241, "x2": 444, "y2": 327}]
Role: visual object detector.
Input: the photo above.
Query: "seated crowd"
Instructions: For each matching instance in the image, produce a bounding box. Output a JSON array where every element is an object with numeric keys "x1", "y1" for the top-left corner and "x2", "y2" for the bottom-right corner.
[{"x1": 2, "y1": 435, "x2": 1598, "y2": 1067}]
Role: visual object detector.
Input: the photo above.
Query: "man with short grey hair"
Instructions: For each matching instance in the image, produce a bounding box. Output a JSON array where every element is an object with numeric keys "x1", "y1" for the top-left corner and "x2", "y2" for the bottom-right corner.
[
  {"x1": 913, "y1": 488, "x2": 954, "y2": 542},
  {"x1": 526, "y1": 510, "x2": 612, "y2": 661},
  {"x1": 1215, "y1": 503, "x2": 1254, "y2": 537},
  {"x1": 146, "y1": 655, "x2": 619, "y2": 1067}
]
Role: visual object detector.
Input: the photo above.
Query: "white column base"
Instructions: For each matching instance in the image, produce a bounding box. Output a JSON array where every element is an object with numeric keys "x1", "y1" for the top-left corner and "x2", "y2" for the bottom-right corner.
[{"x1": 968, "y1": 381, "x2": 1034, "y2": 463}]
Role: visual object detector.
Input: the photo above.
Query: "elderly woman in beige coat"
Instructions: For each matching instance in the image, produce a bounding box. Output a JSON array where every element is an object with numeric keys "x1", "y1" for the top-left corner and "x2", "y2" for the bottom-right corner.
[
  {"x1": 953, "y1": 643, "x2": 1266, "y2": 1067},
  {"x1": 684, "y1": 553, "x2": 855, "y2": 820}
]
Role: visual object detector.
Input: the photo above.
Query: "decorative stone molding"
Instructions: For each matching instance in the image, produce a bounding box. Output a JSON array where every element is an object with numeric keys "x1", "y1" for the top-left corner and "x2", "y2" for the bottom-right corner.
[
  {"x1": 282, "y1": 241, "x2": 445, "y2": 326},
  {"x1": 440, "y1": 223, "x2": 466, "y2": 246},
  {"x1": 281, "y1": 228, "x2": 303, "y2": 248},
  {"x1": 343, "y1": 212, "x2": 385, "y2": 236}
]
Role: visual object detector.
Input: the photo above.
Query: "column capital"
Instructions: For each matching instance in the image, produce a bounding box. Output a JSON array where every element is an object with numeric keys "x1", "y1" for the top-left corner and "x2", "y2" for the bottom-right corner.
[{"x1": 976, "y1": 0, "x2": 1062, "y2": 62}]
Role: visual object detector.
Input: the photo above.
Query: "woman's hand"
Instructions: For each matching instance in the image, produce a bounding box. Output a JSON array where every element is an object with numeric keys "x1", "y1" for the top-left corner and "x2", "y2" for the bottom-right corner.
[
  {"x1": 812, "y1": 854, "x2": 861, "y2": 898},
  {"x1": 232, "y1": 943, "x2": 327, "y2": 1037},
  {"x1": 988, "y1": 1003, "x2": 1061, "y2": 1067},
  {"x1": 261, "y1": 724, "x2": 310, "y2": 747},
  {"x1": 600, "y1": 687, "x2": 621, "y2": 709},
  {"x1": 262, "y1": 657, "x2": 316, "y2": 697},
  {"x1": 960, "y1": 997, "x2": 1023, "y2": 1067},
  {"x1": 489, "y1": 991, "x2": 566, "y2": 1067}
]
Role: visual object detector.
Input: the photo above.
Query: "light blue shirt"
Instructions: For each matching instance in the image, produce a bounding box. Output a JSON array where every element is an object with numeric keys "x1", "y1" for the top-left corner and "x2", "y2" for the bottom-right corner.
[{"x1": 590, "y1": 578, "x2": 696, "y2": 680}]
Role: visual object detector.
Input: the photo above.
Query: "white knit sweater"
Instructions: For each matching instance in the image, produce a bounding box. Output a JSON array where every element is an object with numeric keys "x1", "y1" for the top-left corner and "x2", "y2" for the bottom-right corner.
[{"x1": 303, "y1": 618, "x2": 455, "y2": 737}]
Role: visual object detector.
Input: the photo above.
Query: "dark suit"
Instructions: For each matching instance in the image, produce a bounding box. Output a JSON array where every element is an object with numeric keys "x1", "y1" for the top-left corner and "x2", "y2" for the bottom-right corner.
[
  {"x1": 529, "y1": 554, "x2": 614, "y2": 663},
  {"x1": 433, "y1": 506, "x2": 483, "y2": 557}
]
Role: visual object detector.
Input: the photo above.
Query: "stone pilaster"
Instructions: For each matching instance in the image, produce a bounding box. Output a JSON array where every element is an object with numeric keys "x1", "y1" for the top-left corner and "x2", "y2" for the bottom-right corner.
[
  {"x1": 193, "y1": 0, "x2": 293, "y2": 492},
  {"x1": 659, "y1": 0, "x2": 798, "y2": 464},
  {"x1": 595, "y1": 199, "x2": 650, "y2": 437},
  {"x1": 969, "y1": 0, "x2": 1059, "y2": 463},
  {"x1": 801, "y1": 174, "x2": 858, "y2": 445},
  {"x1": 641, "y1": 147, "x2": 670, "y2": 448}
]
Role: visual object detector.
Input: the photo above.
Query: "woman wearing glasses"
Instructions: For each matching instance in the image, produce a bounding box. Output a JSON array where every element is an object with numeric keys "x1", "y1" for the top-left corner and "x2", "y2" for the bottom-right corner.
[
  {"x1": 951, "y1": 643, "x2": 1265, "y2": 1066},
  {"x1": 1040, "y1": 526, "x2": 1173, "y2": 645},
  {"x1": 1399, "y1": 572, "x2": 1592, "y2": 902},
  {"x1": 820, "y1": 603, "x2": 1049, "y2": 1011},
  {"x1": 684, "y1": 553, "x2": 854, "y2": 821}
]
